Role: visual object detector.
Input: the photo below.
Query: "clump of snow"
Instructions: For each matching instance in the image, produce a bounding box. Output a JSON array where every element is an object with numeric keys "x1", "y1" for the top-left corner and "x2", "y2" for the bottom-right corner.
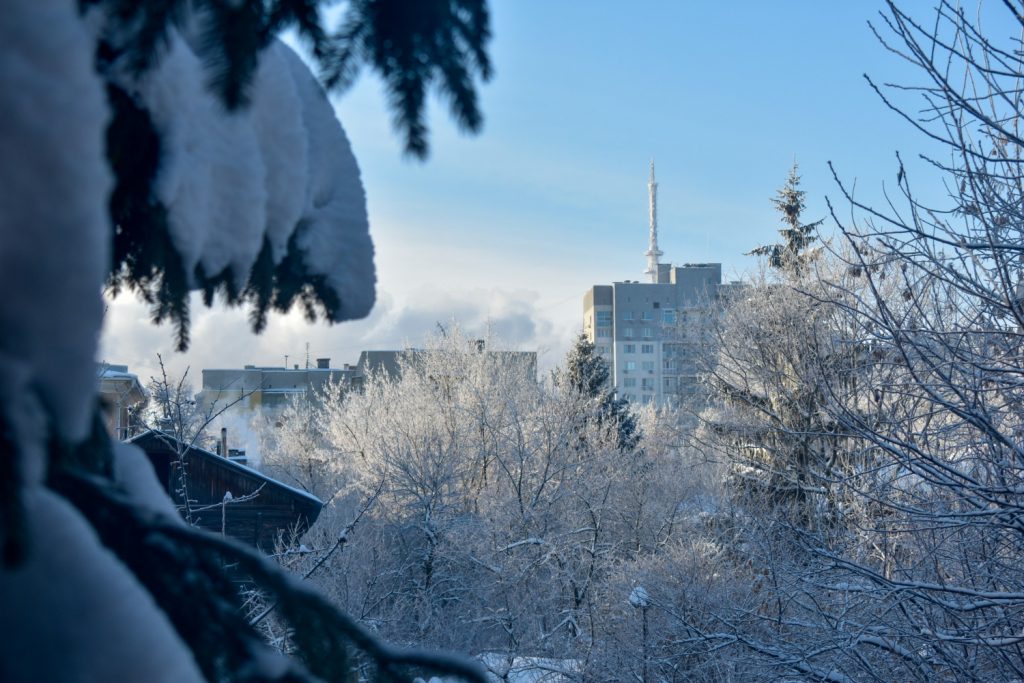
[
  {"x1": 0, "y1": 1, "x2": 376, "y2": 680},
  {"x1": 280, "y1": 45, "x2": 376, "y2": 321},
  {"x1": 0, "y1": 489, "x2": 203, "y2": 682},
  {"x1": 111, "y1": 26, "x2": 374, "y2": 317},
  {"x1": 250, "y1": 41, "x2": 310, "y2": 264},
  {"x1": 126, "y1": 30, "x2": 266, "y2": 289},
  {"x1": 628, "y1": 585, "x2": 650, "y2": 608},
  {"x1": 0, "y1": 0, "x2": 110, "y2": 452}
]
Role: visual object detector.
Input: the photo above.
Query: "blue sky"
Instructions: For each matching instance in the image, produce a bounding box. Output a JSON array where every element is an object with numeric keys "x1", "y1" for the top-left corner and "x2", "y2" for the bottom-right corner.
[{"x1": 102, "y1": 1, "x2": 963, "y2": 381}]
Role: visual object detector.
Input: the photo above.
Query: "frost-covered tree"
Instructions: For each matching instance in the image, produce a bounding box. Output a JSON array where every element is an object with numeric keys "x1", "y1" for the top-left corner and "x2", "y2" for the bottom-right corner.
[
  {"x1": 279, "y1": 328, "x2": 707, "y2": 671},
  {"x1": 698, "y1": 169, "x2": 859, "y2": 528},
  {"x1": 0, "y1": 1, "x2": 492, "y2": 681},
  {"x1": 258, "y1": 391, "x2": 342, "y2": 501},
  {"x1": 270, "y1": 340, "x2": 709, "y2": 681},
  {"x1": 673, "y1": 3, "x2": 1024, "y2": 680},
  {"x1": 811, "y1": 1, "x2": 1024, "y2": 678}
]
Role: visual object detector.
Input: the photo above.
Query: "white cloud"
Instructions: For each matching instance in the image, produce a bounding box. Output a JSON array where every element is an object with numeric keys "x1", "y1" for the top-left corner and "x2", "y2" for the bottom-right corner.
[{"x1": 99, "y1": 282, "x2": 579, "y2": 392}]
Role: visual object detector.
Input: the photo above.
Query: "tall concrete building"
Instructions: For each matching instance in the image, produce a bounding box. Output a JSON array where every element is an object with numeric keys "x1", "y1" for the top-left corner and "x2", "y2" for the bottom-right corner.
[{"x1": 583, "y1": 163, "x2": 728, "y2": 406}]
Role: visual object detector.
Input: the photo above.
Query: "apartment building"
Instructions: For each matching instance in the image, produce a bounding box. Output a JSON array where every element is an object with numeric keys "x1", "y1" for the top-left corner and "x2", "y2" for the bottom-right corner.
[
  {"x1": 583, "y1": 263, "x2": 723, "y2": 405},
  {"x1": 197, "y1": 358, "x2": 356, "y2": 413},
  {"x1": 583, "y1": 163, "x2": 731, "y2": 406}
]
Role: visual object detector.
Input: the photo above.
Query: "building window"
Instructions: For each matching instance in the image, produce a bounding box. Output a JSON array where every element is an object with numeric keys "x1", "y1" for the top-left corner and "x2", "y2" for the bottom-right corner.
[
  {"x1": 641, "y1": 327, "x2": 652, "y2": 338},
  {"x1": 664, "y1": 377, "x2": 676, "y2": 391},
  {"x1": 641, "y1": 311, "x2": 652, "y2": 321},
  {"x1": 596, "y1": 310, "x2": 612, "y2": 326},
  {"x1": 623, "y1": 377, "x2": 637, "y2": 388},
  {"x1": 663, "y1": 359, "x2": 677, "y2": 371},
  {"x1": 663, "y1": 310, "x2": 677, "y2": 324},
  {"x1": 624, "y1": 343, "x2": 636, "y2": 354},
  {"x1": 623, "y1": 311, "x2": 634, "y2": 321},
  {"x1": 597, "y1": 346, "x2": 609, "y2": 355},
  {"x1": 625, "y1": 361, "x2": 637, "y2": 371},
  {"x1": 641, "y1": 361, "x2": 655, "y2": 372},
  {"x1": 597, "y1": 327, "x2": 611, "y2": 338},
  {"x1": 641, "y1": 378, "x2": 654, "y2": 390},
  {"x1": 623, "y1": 327, "x2": 634, "y2": 338},
  {"x1": 640, "y1": 394, "x2": 653, "y2": 404},
  {"x1": 641, "y1": 343, "x2": 654, "y2": 354}
]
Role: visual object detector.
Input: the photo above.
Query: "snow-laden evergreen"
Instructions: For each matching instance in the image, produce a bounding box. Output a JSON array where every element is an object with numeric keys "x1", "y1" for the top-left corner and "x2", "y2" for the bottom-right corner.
[
  {"x1": 113, "y1": 28, "x2": 374, "y2": 320},
  {"x1": 0, "y1": 488, "x2": 204, "y2": 682},
  {"x1": 1, "y1": 1, "x2": 493, "y2": 681},
  {"x1": 1, "y1": 0, "x2": 110, "y2": 454}
]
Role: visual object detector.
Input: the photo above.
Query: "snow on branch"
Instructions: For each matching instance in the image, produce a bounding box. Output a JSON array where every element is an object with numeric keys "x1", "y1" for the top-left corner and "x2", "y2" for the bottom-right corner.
[{"x1": 106, "y1": 21, "x2": 375, "y2": 347}]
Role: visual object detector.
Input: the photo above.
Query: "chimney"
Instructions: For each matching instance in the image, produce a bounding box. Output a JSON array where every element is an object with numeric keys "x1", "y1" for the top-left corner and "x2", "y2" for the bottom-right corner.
[
  {"x1": 317, "y1": 358, "x2": 330, "y2": 369},
  {"x1": 220, "y1": 427, "x2": 228, "y2": 458}
]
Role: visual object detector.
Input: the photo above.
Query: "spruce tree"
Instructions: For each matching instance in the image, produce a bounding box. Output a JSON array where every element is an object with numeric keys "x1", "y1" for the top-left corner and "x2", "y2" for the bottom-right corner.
[
  {"x1": 564, "y1": 334, "x2": 639, "y2": 452},
  {"x1": 748, "y1": 162, "x2": 824, "y2": 278}
]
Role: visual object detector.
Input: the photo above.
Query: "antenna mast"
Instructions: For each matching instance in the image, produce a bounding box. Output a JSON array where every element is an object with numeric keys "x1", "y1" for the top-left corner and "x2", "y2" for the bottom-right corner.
[{"x1": 644, "y1": 159, "x2": 663, "y2": 282}]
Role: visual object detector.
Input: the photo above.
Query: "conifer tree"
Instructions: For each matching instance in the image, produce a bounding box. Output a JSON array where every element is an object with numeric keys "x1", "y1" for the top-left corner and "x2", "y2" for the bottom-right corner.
[
  {"x1": 564, "y1": 334, "x2": 639, "y2": 452},
  {"x1": 702, "y1": 167, "x2": 850, "y2": 529},
  {"x1": 1, "y1": 2, "x2": 494, "y2": 681},
  {"x1": 748, "y1": 163, "x2": 824, "y2": 278},
  {"x1": 99, "y1": 0, "x2": 493, "y2": 349}
]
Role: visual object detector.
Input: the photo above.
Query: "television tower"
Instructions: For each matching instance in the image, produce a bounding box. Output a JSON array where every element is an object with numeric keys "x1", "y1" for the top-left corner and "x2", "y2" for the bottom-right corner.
[{"x1": 644, "y1": 159, "x2": 663, "y2": 283}]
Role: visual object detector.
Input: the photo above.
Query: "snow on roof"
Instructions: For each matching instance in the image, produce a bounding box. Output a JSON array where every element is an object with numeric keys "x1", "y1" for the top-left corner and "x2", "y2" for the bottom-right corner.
[
  {"x1": 99, "y1": 367, "x2": 141, "y2": 382},
  {"x1": 215, "y1": 450, "x2": 323, "y2": 507}
]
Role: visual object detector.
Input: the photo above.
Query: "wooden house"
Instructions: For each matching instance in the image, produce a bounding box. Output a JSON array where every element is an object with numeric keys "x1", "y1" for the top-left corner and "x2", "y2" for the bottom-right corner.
[{"x1": 130, "y1": 430, "x2": 323, "y2": 552}]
